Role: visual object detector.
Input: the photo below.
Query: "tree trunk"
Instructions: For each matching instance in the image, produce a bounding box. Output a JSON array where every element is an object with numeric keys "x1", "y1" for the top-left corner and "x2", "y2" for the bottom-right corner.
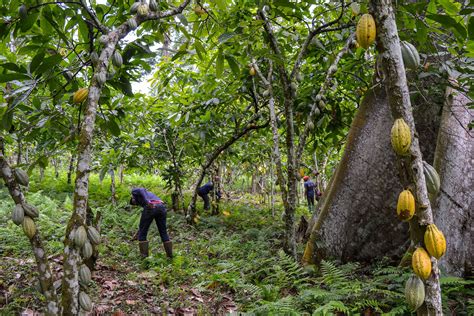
[
  {"x1": 53, "y1": 159, "x2": 59, "y2": 179},
  {"x1": 16, "y1": 140, "x2": 22, "y2": 165},
  {"x1": 67, "y1": 154, "x2": 75, "y2": 185},
  {"x1": 0, "y1": 138, "x2": 60, "y2": 315},
  {"x1": 371, "y1": 2, "x2": 442, "y2": 313},
  {"x1": 119, "y1": 164, "x2": 124, "y2": 184},
  {"x1": 109, "y1": 166, "x2": 116, "y2": 206},
  {"x1": 303, "y1": 87, "x2": 408, "y2": 264},
  {"x1": 432, "y1": 86, "x2": 473, "y2": 277}
]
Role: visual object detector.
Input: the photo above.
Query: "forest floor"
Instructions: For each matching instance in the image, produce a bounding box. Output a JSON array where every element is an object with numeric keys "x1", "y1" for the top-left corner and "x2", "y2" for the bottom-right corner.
[{"x1": 1, "y1": 173, "x2": 472, "y2": 315}]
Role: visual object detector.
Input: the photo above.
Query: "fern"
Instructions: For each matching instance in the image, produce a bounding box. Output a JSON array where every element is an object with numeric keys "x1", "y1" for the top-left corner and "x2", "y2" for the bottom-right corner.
[
  {"x1": 312, "y1": 300, "x2": 350, "y2": 315},
  {"x1": 251, "y1": 296, "x2": 300, "y2": 315},
  {"x1": 440, "y1": 276, "x2": 473, "y2": 286},
  {"x1": 320, "y1": 260, "x2": 348, "y2": 285}
]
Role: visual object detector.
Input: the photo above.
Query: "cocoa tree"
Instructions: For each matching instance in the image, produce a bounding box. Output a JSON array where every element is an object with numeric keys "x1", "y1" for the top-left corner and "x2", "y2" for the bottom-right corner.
[{"x1": 1, "y1": 0, "x2": 191, "y2": 313}]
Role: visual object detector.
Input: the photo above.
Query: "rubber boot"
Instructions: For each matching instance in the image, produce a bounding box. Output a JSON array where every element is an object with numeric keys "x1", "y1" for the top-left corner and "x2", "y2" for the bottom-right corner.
[
  {"x1": 163, "y1": 241, "x2": 173, "y2": 258},
  {"x1": 139, "y1": 241, "x2": 149, "y2": 258}
]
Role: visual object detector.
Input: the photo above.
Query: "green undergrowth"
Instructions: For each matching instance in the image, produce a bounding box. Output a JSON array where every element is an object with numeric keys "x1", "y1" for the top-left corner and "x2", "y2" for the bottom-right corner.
[{"x1": 1, "y1": 171, "x2": 473, "y2": 314}]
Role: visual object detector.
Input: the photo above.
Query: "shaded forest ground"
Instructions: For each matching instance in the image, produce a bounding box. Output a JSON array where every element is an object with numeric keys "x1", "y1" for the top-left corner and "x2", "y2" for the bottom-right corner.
[{"x1": 0, "y1": 171, "x2": 472, "y2": 315}]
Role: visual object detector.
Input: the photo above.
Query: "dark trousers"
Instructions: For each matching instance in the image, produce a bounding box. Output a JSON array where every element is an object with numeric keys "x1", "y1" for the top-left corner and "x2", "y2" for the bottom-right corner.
[
  {"x1": 138, "y1": 204, "x2": 169, "y2": 242},
  {"x1": 198, "y1": 193, "x2": 210, "y2": 210},
  {"x1": 306, "y1": 194, "x2": 314, "y2": 206}
]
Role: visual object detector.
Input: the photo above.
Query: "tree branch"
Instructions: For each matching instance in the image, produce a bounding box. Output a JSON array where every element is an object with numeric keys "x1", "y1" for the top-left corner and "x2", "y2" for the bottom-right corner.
[
  {"x1": 290, "y1": 0, "x2": 346, "y2": 80},
  {"x1": 296, "y1": 34, "x2": 354, "y2": 161},
  {"x1": 79, "y1": 0, "x2": 109, "y2": 34}
]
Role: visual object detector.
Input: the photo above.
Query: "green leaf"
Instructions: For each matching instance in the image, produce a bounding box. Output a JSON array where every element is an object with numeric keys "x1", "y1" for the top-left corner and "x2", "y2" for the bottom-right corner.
[
  {"x1": 426, "y1": 14, "x2": 467, "y2": 39},
  {"x1": 214, "y1": 0, "x2": 226, "y2": 10},
  {"x1": 225, "y1": 55, "x2": 240, "y2": 76},
  {"x1": 0, "y1": 111, "x2": 13, "y2": 131},
  {"x1": 218, "y1": 32, "x2": 235, "y2": 44},
  {"x1": 77, "y1": 18, "x2": 89, "y2": 43},
  {"x1": 415, "y1": 20, "x2": 428, "y2": 44},
  {"x1": 0, "y1": 73, "x2": 31, "y2": 83},
  {"x1": 460, "y1": 8, "x2": 474, "y2": 15},
  {"x1": 34, "y1": 54, "x2": 63, "y2": 76},
  {"x1": 20, "y1": 13, "x2": 39, "y2": 32},
  {"x1": 0, "y1": 63, "x2": 26, "y2": 73},
  {"x1": 39, "y1": 9, "x2": 54, "y2": 35},
  {"x1": 30, "y1": 51, "x2": 45, "y2": 74},
  {"x1": 437, "y1": 0, "x2": 461, "y2": 15},
  {"x1": 194, "y1": 40, "x2": 206, "y2": 61},
  {"x1": 469, "y1": 16, "x2": 474, "y2": 40},
  {"x1": 106, "y1": 118, "x2": 121, "y2": 136},
  {"x1": 216, "y1": 49, "x2": 224, "y2": 78},
  {"x1": 115, "y1": 77, "x2": 134, "y2": 96},
  {"x1": 172, "y1": 50, "x2": 188, "y2": 61},
  {"x1": 177, "y1": 14, "x2": 188, "y2": 26}
]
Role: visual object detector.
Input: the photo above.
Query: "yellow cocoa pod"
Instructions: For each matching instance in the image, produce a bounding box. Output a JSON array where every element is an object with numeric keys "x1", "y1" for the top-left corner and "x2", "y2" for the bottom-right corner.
[
  {"x1": 391, "y1": 118, "x2": 411, "y2": 156},
  {"x1": 356, "y1": 14, "x2": 376, "y2": 49},
  {"x1": 299, "y1": 168, "x2": 305, "y2": 178},
  {"x1": 22, "y1": 216, "x2": 36, "y2": 239},
  {"x1": 194, "y1": 5, "x2": 206, "y2": 15},
  {"x1": 424, "y1": 224, "x2": 446, "y2": 259},
  {"x1": 397, "y1": 190, "x2": 415, "y2": 221},
  {"x1": 73, "y1": 88, "x2": 88, "y2": 104},
  {"x1": 412, "y1": 247, "x2": 431, "y2": 280},
  {"x1": 249, "y1": 66, "x2": 256, "y2": 76}
]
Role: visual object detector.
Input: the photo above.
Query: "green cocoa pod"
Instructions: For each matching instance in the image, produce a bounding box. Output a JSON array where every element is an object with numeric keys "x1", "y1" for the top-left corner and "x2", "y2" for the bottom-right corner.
[
  {"x1": 87, "y1": 226, "x2": 101, "y2": 245},
  {"x1": 112, "y1": 51, "x2": 123, "y2": 68},
  {"x1": 96, "y1": 72, "x2": 107, "y2": 86},
  {"x1": 400, "y1": 41, "x2": 420, "y2": 70},
  {"x1": 79, "y1": 291, "x2": 92, "y2": 311},
  {"x1": 74, "y1": 226, "x2": 87, "y2": 248},
  {"x1": 79, "y1": 264, "x2": 92, "y2": 285},
  {"x1": 82, "y1": 240, "x2": 93, "y2": 259},
  {"x1": 127, "y1": 18, "x2": 138, "y2": 30},
  {"x1": 149, "y1": 0, "x2": 158, "y2": 12},
  {"x1": 23, "y1": 203, "x2": 39, "y2": 218},
  {"x1": 12, "y1": 204, "x2": 25, "y2": 226},
  {"x1": 423, "y1": 161, "x2": 440, "y2": 196},
  {"x1": 405, "y1": 275, "x2": 425, "y2": 311},
  {"x1": 130, "y1": 2, "x2": 140, "y2": 14},
  {"x1": 22, "y1": 216, "x2": 36, "y2": 239},
  {"x1": 90, "y1": 52, "x2": 99, "y2": 65},
  {"x1": 19, "y1": 5, "x2": 27, "y2": 19},
  {"x1": 14, "y1": 169, "x2": 29, "y2": 186}
]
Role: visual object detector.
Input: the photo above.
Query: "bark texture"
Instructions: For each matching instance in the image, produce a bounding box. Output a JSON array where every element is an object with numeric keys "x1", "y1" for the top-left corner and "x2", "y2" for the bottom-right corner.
[
  {"x1": 303, "y1": 87, "x2": 408, "y2": 263},
  {"x1": 433, "y1": 87, "x2": 473, "y2": 277},
  {"x1": 371, "y1": 2, "x2": 441, "y2": 313},
  {"x1": 0, "y1": 139, "x2": 60, "y2": 315}
]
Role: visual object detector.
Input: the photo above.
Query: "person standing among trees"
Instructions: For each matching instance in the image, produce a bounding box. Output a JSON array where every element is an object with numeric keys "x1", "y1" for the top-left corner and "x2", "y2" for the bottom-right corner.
[
  {"x1": 303, "y1": 175, "x2": 321, "y2": 213},
  {"x1": 130, "y1": 187, "x2": 173, "y2": 259},
  {"x1": 197, "y1": 177, "x2": 221, "y2": 211}
]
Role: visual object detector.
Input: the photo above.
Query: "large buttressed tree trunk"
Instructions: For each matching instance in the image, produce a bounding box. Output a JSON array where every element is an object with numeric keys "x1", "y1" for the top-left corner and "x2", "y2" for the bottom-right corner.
[
  {"x1": 305, "y1": 86, "x2": 410, "y2": 263},
  {"x1": 303, "y1": 78, "x2": 472, "y2": 280},
  {"x1": 433, "y1": 86, "x2": 473, "y2": 277}
]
